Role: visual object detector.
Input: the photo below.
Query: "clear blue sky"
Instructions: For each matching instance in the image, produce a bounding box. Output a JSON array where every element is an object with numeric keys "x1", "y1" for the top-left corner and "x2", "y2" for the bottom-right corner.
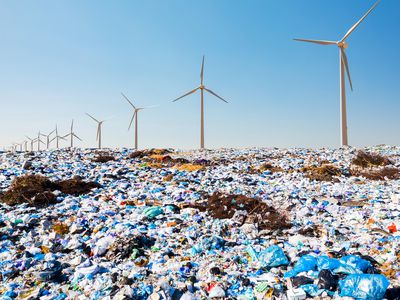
[{"x1": 1, "y1": 0, "x2": 399, "y2": 149}]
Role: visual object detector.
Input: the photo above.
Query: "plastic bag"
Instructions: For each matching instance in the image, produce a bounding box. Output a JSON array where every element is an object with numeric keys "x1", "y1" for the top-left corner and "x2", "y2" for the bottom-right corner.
[
  {"x1": 258, "y1": 245, "x2": 290, "y2": 268},
  {"x1": 340, "y1": 255, "x2": 372, "y2": 272},
  {"x1": 317, "y1": 269, "x2": 338, "y2": 291},
  {"x1": 284, "y1": 255, "x2": 317, "y2": 278},
  {"x1": 339, "y1": 274, "x2": 390, "y2": 300},
  {"x1": 317, "y1": 256, "x2": 341, "y2": 271}
]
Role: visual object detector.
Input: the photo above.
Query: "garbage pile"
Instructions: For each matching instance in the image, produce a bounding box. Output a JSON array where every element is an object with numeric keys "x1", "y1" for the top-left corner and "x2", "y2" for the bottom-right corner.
[{"x1": 0, "y1": 146, "x2": 399, "y2": 299}]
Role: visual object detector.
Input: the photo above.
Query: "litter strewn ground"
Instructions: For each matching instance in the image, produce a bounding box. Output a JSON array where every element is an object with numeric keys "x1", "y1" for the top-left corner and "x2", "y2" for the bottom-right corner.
[{"x1": 0, "y1": 146, "x2": 399, "y2": 299}]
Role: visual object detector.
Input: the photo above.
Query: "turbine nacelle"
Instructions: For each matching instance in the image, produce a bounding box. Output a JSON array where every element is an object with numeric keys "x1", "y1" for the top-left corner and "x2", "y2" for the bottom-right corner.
[{"x1": 337, "y1": 41, "x2": 349, "y2": 49}]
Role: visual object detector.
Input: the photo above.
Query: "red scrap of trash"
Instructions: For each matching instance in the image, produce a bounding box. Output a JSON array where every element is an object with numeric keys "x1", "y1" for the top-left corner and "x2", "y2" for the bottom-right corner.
[{"x1": 388, "y1": 223, "x2": 397, "y2": 233}]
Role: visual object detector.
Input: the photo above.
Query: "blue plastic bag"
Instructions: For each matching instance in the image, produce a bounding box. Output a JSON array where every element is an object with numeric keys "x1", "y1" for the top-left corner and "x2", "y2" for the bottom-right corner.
[
  {"x1": 258, "y1": 245, "x2": 289, "y2": 268},
  {"x1": 284, "y1": 255, "x2": 317, "y2": 278},
  {"x1": 317, "y1": 256, "x2": 341, "y2": 271},
  {"x1": 340, "y1": 255, "x2": 372, "y2": 272},
  {"x1": 339, "y1": 274, "x2": 390, "y2": 300}
]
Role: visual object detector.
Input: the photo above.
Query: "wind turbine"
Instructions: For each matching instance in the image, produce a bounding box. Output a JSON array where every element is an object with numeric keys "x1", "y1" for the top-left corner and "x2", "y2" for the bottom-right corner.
[
  {"x1": 50, "y1": 125, "x2": 66, "y2": 149},
  {"x1": 63, "y1": 119, "x2": 82, "y2": 148},
  {"x1": 121, "y1": 93, "x2": 156, "y2": 150},
  {"x1": 173, "y1": 56, "x2": 228, "y2": 149},
  {"x1": 23, "y1": 140, "x2": 28, "y2": 152},
  {"x1": 294, "y1": 0, "x2": 381, "y2": 147},
  {"x1": 86, "y1": 113, "x2": 105, "y2": 149},
  {"x1": 25, "y1": 136, "x2": 36, "y2": 151},
  {"x1": 36, "y1": 131, "x2": 46, "y2": 151},
  {"x1": 44, "y1": 129, "x2": 56, "y2": 150}
]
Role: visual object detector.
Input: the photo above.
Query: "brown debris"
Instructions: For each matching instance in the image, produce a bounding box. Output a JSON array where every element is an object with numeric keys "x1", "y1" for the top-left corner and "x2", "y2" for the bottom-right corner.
[
  {"x1": 259, "y1": 163, "x2": 283, "y2": 173},
  {"x1": 0, "y1": 174, "x2": 100, "y2": 207},
  {"x1": 301, "y1": 165, "x2": 343, "y2": 182},
  {"x1": 350, "y1": 151, "x2": 400, "y2": 180},
  {"x1": 92, "y1": 155, "x2": 115, "y2": 163},
  {"x1": 351, "y1": 151, "x2": 393, "y2": 168},
  {"x1": 189, "y1": 193, "x2": 291, "y2": 231}
]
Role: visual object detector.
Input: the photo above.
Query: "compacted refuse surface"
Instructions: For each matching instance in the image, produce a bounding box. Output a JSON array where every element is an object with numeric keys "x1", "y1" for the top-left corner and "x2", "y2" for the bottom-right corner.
[{"x1": 0, "y1": 147, "x2": 399, "y2": 299}]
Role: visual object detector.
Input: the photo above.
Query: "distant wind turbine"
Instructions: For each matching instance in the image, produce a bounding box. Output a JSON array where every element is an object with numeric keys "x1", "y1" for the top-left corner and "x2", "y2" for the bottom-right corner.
[
  {"x1": 294, "y1": 0, "x2": 381, "y2": 147},
  {"x1": 86, "y1": 113, "x2": 105, "y2": 149},
  {"x1": 50, "y1": 125, "x2": 66, "y2": 149},
  {"x1": 25, "y1": 136, "x2": 36, "y2": 151},
  {"x1": 36, "y1": 131, "x2": 46, "y2": 151},
  {"x1": 23, "y1": 140, "x2": 28, "y2": 152},
  {"x1": 44, "y1": 129, "x2": 56, "y2": 150},
  {"x1": 63, "y1": 119, "x2": 82, "y2": 148},
  {"x1": 121, "y1": 93, "x2": 156, "y2": 150},
  {"x1": 173, "y1": 56, "x2": 228, "y2": 149}
]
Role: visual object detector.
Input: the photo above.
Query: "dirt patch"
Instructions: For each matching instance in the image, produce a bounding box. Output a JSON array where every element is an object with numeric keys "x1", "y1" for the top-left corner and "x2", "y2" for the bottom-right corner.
[
  {"x1": 350, "y1": 151, "x2": 399, "y2": 180},
  {"x1": 301, "y1": 165, "x2": 343, "y2": 182},
  {"x1": 189, "y1": 193, "x2": 291, "y2": 231},
  {"x1": 351, "y1": 151, "x2": 393, "y2": 168},
  {"x1": 259, "y1": 163, "x2": 283, "y2": 173},
  {"x1": 0, "y1": 175, "x2": 100, "y2": 207},
  {"x1": 56, "y1": 177, "x2": 100, "y2": 195},
  {"x1": 127, "y1": 149, "x2": 172, "y2": 159},
  {"x1": 92, "y1": 155, "x2": 115, "y2": 163},
  {"x1": 353, "y1": 167, "x2": 400, "y2": 181},
  {"x1": 175, "y1": 164, "x2": 204, "y2": 172}
]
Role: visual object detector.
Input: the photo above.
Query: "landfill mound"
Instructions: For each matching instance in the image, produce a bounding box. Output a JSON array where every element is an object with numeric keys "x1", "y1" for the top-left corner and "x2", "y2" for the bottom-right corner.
[
  {"x1": 0, "y1": 146, "x2": 399, "y2": 299},
  {"x1": 0, "y1": 174, "x2": 100, "y2": 206},
  {"x1": 190, "y1": 193, "x2": 292, "y2": 230}
]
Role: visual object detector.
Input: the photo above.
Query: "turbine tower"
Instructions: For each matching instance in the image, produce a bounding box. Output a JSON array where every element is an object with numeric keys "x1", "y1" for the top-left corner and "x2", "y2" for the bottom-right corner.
[
  {"x1": 63, "y1": 119, "x2": 82, "y2": 148},
  {"x1": 121, "y1": 93, "x2": 155, "y2": 150},
  {"x1": 86, "y1": 113, "x2": 104, "y2": 149},
  {"x1": 173, "y1": 56, "x2": 228, "y2": 149},
  {"x1": 294, "y1": 0, "x2": 380, "y2": 147}
]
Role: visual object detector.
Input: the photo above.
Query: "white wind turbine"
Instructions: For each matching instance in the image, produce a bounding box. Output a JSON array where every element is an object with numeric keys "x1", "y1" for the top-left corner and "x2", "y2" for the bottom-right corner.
[
  {"x1": 294, "y1": 0, "x2": 381, "y2": 147},
  {"x1": 25, "y1": 136, "x2": 36, "y2": 151},
  {"x1": 44, "y1": 129, "x2": 56, "y2": 150},
  {"x1": 63, "y1": 119, "x2": 82, "y2": 148},
  {"x1": 36, "y1": 131, "x2": 46, "y2": 151},
  {"x1": 86, "y1": 113, "x2": 105, "y2": 149},
  {"x1": 173, "y1": 56, "x2": 228, "y2": 149},
  {"x1": 121, "y1": 93, "x2": 156, "y2": 150},
  {"x1": 50, "y1": 125, "x2": 66, "y2": 149}
]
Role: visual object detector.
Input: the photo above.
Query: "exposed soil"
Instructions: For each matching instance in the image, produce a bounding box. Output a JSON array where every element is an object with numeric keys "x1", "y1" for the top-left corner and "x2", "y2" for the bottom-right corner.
[
  {"x1": 189, "y1": 193, "x2": 292, "y2": 231},
  {"x1": 127, "y1": 149, "x2": 172, "y2": 159},
  {"x1": 259, "y1": 163, "x2": 284, "y2": 173},
  {"x1": 0, "y1": 175, "x2": 100, "y2": 207},
  {"x1": 92, "y1": 155, "x2": 115, "y2": 163}
]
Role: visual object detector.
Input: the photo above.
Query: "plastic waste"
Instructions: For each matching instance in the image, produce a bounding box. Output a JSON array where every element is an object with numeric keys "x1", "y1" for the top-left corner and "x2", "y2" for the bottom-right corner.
[{"x1": 339, "y1": 274, "x2": 390, "y2": 300}]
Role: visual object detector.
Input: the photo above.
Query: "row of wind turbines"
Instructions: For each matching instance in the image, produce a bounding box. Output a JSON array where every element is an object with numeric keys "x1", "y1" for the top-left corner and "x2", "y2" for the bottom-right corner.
[{"x1": 6, "y1": 1, "x2": 382, "y2": 151}]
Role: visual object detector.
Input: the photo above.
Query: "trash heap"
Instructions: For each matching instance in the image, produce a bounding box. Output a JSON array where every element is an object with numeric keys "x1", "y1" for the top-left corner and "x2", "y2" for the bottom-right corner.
[{"x1": 0, "y1": 146, "x2": 399, "y2": 299}]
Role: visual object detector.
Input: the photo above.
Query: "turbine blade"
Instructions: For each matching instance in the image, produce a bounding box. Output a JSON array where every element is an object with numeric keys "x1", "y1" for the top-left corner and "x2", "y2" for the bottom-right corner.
[
  {"x1": 128, "y1": 111, "x2": 136, "y2": 131},
  {"x1": 172, "y1": 87, "x2": 199, "y2": 102},
  {"x1": 121, "y1": 92, "x2": 136, "y2": 109},
  {"x1": 204, "y1": 88, "x2": 228, "y2": 103},
  {"x1": 71, "y1": 119, "x2": 74, "y2": 131},
  {"x1": 73, "y1": 133, "x2": 82, "y2": 141},
  {"x1": 200, "y1": 55, "x2": 205, "y2": 85},
  {"x1": 293, "y1": 38, "x2": 337, "y2": 45},
  {"x1": 342, "y1": 0, "x2": 381, "y2": 41},
  {"x1": 86, "y1": 113, "x2": 99, "y2": 123},
  {"x1": 341, "y1": 48, "x2": 353, "y2": 91}
]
